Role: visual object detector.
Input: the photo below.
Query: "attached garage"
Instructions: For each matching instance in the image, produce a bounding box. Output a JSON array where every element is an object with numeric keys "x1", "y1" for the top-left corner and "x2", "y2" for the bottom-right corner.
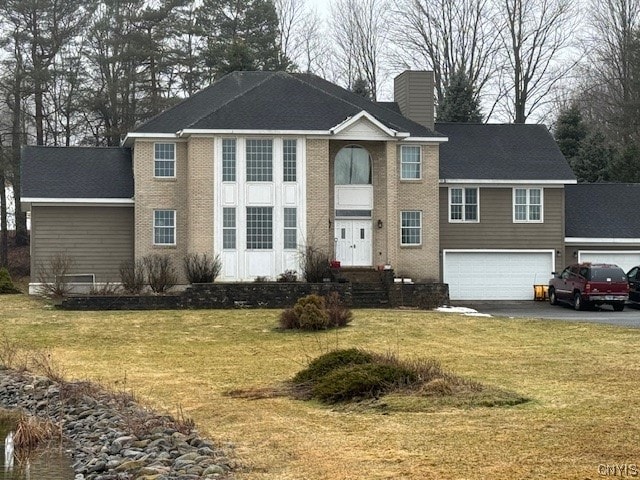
[
  {"x1": 443, "y1": 250, "x2": 555, "y2": 300},
  {"x1": 577, "y1": 251, "x2": 640, "y2": 273}
]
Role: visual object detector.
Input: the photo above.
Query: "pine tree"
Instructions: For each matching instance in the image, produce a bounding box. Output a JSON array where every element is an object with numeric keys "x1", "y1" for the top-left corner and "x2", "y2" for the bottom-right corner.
[
  {"x1": 351, "y1": 77, "x2": 372, "y2": 99},
  {"x1": 573, "y1": 130, "x2": 613, "y2": 183},
  {"x1": 198, "y1": 0, "x2": 290, "y2": 78},
  {"x1": 436, "y1": 70, "x2": 483, "y2": 123},
  {"x1": 554, "y1": 104, "x2": 588, "y2": 162},
  {"x1": 609, "y1": 142, "x2": 640, "y2": 182}
]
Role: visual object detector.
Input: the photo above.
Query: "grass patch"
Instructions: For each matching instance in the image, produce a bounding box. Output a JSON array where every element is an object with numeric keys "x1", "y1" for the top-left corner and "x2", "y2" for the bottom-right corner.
[{"x1": 2, "y1": 295, "x2": 640, "y2": 479}]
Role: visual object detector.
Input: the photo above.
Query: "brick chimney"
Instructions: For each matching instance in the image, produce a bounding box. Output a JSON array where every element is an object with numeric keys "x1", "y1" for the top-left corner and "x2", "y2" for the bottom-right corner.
[{"x1": 393, "y1": 71, "x2": 435, "y2": 131}]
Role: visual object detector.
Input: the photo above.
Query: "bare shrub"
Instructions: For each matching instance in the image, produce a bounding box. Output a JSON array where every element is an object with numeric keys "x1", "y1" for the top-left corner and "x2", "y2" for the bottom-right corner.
[
  {"x1": 184, "y1": 253, "x2": 222, "y2": 283},
  {"x1": 36, "y1": 253, "x2": 74, "y2": 299},
  {"x1": 299, "y1": 246, "x2": 330, "y2": 283},
  {"x1": 119, "y1": 259, "x2": 146, "y2": 294},
  {"x1": 324, "y1": 291, "x2": 353, "y2": 327},
  {"x1": 89, "y1": 282, "x2": 121, "y2": 296},
  {"x1": 142, "y1": 254, "x2": 177, "y2": 294},
  {"x1": 277, "y1": 270, "x2": 298, "y2": 282},
  {"x1": 279, "y1": 308, "x2": 300, "y2": 329},
  {"x1": 29, "y1": 350, "x2": 66, "y2": 383}
]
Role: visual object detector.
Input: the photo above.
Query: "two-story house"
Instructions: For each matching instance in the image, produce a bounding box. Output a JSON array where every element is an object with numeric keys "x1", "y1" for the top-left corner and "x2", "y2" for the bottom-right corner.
[{"x1": 22, "y1": 69, "x2": 589, "y2": 301}]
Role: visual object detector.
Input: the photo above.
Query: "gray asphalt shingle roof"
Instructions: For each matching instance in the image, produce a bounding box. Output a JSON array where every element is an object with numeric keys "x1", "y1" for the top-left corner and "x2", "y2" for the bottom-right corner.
[
  {"x1": 436, "y1": 122, "x2": 576, "y2": 181},
  {"x1": 565, "y1": 183, "x2": 640, "y2": 238},
  {"x1": 21, "y1": 146, "x2": 133, "y2": 199},
  {"x1": 133, "y1": 71, "x2": 442, "y2": 138}
]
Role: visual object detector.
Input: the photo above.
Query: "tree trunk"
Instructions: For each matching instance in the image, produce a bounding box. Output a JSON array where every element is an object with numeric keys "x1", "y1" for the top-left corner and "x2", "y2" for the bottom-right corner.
[
  {"x1": 11, "y1": 75, "x2": 28, "y2": 246},
  {"x1": 0, "y1": 154, "x2": 8, "y2": 269}
]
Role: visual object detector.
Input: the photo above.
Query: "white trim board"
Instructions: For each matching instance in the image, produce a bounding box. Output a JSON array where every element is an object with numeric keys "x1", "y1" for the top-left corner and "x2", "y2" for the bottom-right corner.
[
  {"x1": 440, "y1": 179, "x2": 574, "y2": 185},
  {"x1": 565, "y1": 237, "x2": 640, "y2": 244}
]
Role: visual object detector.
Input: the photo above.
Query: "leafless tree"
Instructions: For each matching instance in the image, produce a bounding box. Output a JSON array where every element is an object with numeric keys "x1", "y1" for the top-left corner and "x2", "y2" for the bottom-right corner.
[
  {"x1": 392, "y1": 0, "x2": 500, "y2": 112},
  {"x1": 331, "y1": 0, "x2": 389, "y2": 99},
  {"x1": 496, "y1": 0, "x2": 579, "y2": 123},
  {"x1": 275, "y1": 0, "x2": 306, "y2": 68},
  {"x1": 577, "y1": 0, "x2": 640, "y2": 145}
]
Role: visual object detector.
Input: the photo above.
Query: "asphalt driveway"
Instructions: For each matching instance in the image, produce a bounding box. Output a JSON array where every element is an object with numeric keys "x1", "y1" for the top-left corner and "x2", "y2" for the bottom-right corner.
[{"x1": 452, "y1": 300, "x2": 640, "y2": 328}]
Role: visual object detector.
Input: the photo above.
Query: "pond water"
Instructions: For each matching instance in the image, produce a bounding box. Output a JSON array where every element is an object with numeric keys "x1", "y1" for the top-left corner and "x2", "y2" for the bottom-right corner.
[{"x1": 1, "y1": 422, "x2": 75, "y2": 480}]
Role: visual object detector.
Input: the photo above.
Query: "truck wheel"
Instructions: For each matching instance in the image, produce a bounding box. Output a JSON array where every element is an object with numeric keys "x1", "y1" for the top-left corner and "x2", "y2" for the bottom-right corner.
[
  {"x1": 549, "y1": 288, "x2": 557, "y2": 306},
  {"x1": 574, "y1": 292, "x2": 585, "y2": 311}
]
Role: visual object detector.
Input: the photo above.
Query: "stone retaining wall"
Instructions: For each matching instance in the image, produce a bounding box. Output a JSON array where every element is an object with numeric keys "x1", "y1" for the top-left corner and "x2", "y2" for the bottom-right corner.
[{"x1": 60, "y1": 282, "x2": 449, "y2": 311}]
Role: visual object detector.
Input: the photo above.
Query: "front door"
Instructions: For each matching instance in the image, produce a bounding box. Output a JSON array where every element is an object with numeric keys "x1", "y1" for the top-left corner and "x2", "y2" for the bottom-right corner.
[{"x1": 334, "y1": 220, "x2": 372, "y2": 267}]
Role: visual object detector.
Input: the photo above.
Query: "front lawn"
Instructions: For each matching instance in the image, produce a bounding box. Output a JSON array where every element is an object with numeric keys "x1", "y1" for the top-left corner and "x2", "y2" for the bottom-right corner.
[{"x1": 1, "y1": 295, "x2": 639, "y2": 479}]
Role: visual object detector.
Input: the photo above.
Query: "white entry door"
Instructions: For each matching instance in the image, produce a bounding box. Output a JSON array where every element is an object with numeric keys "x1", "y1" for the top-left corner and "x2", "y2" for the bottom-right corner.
[{"x1": 335, "y1": 220, "x2": 372, "y2": 266}]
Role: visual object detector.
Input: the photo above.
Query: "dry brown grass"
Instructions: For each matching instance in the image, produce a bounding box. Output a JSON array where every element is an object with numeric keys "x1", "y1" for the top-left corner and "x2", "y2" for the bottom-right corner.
[{"x1": 1, "y1": 294, "x2": 640, "y2": 479}]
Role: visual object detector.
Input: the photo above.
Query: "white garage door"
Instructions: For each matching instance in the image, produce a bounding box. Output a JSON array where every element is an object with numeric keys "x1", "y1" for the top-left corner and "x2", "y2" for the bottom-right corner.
[
  {"x1": 444, "y1": 250, "x2": 555, "y2": 300},
  {"x1": 578, "y1": 251, "x2": 640, "y2": 274}
]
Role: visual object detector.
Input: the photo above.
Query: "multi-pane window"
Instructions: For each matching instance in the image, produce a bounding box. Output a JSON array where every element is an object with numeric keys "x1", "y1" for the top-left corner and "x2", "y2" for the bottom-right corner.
[
  {"x1": 284, "y1": 208, "x2": 297, "y2": 249},
  {"x1": 449, "y1": 187, "x2": 478, "y2": 222},
  {"x1": 222, "y1": 207, "x2": 236, "y2": 249},
  {"x1": 222, "y1": 139, "x2": 236, "y2": 182},
  {"x1": 153, "y1": 210, "x2": 175, "y2": 245},
  {"x1": 401, "y1": 211, "x2": 421, "y2": 245},
  {"x1": 514, "y1": 188, "x2": 542, "y2": 222},
  {"x1": 283, "y1": 139, "x2": 297, "y2": 182},
  {"x1": 154, "y1": 143, "x2": 175, "y2": 177},
  {"x1": 400, "y1": 145, "x2": 421, "y2": 180},
  {"x1": 335, "y1": 146, "x2": 372, "y2": 184},
  {"x1": 246, "y1": 139, "x2": 273, "y2": 181},
  {"x1": 246, "y1": 207, "x2": 273, "y2": 249}
]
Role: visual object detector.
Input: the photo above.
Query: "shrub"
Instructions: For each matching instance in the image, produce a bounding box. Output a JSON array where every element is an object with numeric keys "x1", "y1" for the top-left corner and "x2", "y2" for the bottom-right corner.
[
  {"x1": 279, "y1": 292, "x2": 352, "y2": 331},
  {"x1": 277, "y1": 270, "x2": 298, "y2": 282},
  {"x1": 184, "y1": 253, "x2": 222, "y2": 283},
  {"x1": 299, "y1": 246, "x2": 330, "y2": 283},
  {"x1": 311, "y1": 363, "x2": 418, "y2": 403},
  {"x1": 279, "y1": 307, "x2": 300, "y2": 329},
  {"x1": 36, "y1": 253, "x2": 74, "y2": 299},
  {"x1": 293, "y1": 348, "x2": 374, "y2": 385},
  {"x1": 0, "y1": 267, "x2": 20, "y2": 294},
  {"x1": 119, "y1": 259, "x2": 146, "y2": 294},
  {"x1": 324, "y1": 291, "x2": 353, "y2": 327},
  {"x1": 142, "y1": 254, "x2": 178, "y2": 294},
  {"x1": 293, "y1": 294, "x2": 329, "y2": 330}
]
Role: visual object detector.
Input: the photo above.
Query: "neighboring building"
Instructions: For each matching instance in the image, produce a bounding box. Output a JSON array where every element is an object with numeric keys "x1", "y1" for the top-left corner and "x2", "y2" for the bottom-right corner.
[
  {"x1": 564, "y1": 183, "x2": 640, "y2": 273},
  {"x1": 21, "y1": 70, "x2": 584, "y2": 300}
]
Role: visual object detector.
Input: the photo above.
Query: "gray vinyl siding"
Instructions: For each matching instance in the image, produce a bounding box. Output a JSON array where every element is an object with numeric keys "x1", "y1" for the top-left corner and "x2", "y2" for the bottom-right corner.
[
  {"x1": 439, "y1": 187, "x2": 565, "y2": 251},
  {"x1": 31, "y1": 206, "x2": 134, "y2": 283}
]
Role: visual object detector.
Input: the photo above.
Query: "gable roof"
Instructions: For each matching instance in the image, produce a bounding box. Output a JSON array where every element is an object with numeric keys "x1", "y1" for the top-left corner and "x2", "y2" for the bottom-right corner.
[
  {"x1": 565, "y1": 183, "x2": 640, "y2": 239},
  {"x1": 131, "y1": 71, "x2": 443, "y2": 139},
  {"x1": 436, "y1": 123, "x2": 576, "y2": 182},
  {"x1": 21, "y1": 146, "x2": 133, "y2": 202}
]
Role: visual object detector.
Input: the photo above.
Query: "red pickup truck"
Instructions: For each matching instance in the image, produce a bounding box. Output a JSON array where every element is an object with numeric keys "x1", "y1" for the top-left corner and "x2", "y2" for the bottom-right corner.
[{"x1": 549, "y1": 263, "x2": 629, "y2": 311}]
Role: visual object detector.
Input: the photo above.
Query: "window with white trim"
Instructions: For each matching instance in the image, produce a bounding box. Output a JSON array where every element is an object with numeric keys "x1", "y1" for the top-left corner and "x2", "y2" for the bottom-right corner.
[
  {"x1": 283, "y1": 139, "x2": 297, "y2": 182},
  {"x1": 246, "y1": 207, "x2": 273, "y2": 249},
  {"x1": 222, "y1": 207, "x2": 236, "y2": 249},
  {"x1": 401, "y1": 211, "x2": 422, "y2": 245},
  {"x1": 513, "y1": 188, "x2": 543, "y2": 222},
  {"x1": 284, "y1": 207, "x2": 297, "y2": 249},
  {"x1": 153, "y1": 210, "x2": 175, "y2": 245},
  {"x1": 154, "y1": 143, "x2": 175, "y2": 177},
  {"x1": 400, "y1": 145, "x2": 421, "y2": 180},
  {"x1": 222, "y1": 139, "x2": 236, "y2": 182},
  {"x1": 246, "y1": 139, "x2": 273, "y2": 182},
  {"x1": 449, "y1": 187, "x2": 478, "y2": 222}
]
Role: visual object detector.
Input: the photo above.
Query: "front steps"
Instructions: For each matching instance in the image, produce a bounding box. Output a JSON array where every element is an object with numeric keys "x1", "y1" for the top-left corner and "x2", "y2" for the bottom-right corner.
[{"x1": 337, "y1": 267, "x2": 394, "y2": 308}]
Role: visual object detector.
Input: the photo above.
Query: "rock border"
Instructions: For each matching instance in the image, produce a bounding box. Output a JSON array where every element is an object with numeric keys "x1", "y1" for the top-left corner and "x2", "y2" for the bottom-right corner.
[{"x1": 0, "y1": 370, "x2": 235, "y2": 479}]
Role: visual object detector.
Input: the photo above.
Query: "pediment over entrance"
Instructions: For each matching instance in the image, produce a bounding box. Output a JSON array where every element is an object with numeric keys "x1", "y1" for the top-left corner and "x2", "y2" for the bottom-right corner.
[{"x1": 331, "y1": 111, "x2": 408, "y2": 141}]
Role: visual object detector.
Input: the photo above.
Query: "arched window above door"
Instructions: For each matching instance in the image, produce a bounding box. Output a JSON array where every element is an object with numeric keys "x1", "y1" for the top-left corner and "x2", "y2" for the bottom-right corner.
[{"x1": 335, "y1": 145, "x2": 372, "y2": 185}]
